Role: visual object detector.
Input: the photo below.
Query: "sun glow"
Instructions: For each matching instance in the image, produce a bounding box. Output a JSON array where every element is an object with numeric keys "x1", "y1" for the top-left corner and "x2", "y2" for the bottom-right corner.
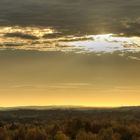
[{"x1": 62, "y1": 33, "x2": 140, "y2": 53}]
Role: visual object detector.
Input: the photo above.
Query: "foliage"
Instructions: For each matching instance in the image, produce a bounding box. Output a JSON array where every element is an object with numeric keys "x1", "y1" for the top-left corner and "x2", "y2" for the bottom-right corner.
[{"x1": 0, "y1": 108, "x2": 140, "y2": 140}]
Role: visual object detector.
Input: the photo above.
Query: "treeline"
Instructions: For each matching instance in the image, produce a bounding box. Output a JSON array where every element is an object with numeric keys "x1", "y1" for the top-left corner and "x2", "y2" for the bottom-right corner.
[{"x1": 0, "y1": 108, "x2": 140, "y2": 140}]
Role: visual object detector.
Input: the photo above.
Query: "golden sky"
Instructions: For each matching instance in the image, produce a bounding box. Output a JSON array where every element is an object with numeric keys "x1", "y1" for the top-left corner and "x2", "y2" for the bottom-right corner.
[
  {"x1": 0, "y1": 0, "x2": 140, "y2": 107},
  {"x1": 0, "y1": 86, "x2": 140, "y2": 107},
  {"x1": 0, "y1": 49, "x2": 140, "y2": 107}
]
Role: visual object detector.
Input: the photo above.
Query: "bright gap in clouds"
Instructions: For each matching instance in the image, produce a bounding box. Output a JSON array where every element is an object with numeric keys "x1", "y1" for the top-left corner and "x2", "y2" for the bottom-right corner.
[
  {"x1": 0, "y1": 26, "x2": 140, "y2": 53},
  {"x1": 62, "y1": 34, "x2": 140, "y2": 53}
]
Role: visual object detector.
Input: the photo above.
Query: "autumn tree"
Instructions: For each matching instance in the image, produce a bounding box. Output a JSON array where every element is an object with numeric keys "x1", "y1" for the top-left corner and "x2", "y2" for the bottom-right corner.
[
  {"x1": 76, "y1": 130, "x2": 98, "y2": 140},
  {"x1": 0, "y1": 127, "x2": 10, "y2": 140},
  {"x1": 54, "y1": 131, "x2": 69, "y2": 140},
  {"x1": 25, "y1": 128, "x2": 47, "y2": 140}
]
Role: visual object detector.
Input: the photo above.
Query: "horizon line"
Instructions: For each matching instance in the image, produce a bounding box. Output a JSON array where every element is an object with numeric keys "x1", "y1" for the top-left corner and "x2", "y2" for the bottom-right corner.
[{"x1": 0, "y1": 105, "x2": 140, "y2": 109}]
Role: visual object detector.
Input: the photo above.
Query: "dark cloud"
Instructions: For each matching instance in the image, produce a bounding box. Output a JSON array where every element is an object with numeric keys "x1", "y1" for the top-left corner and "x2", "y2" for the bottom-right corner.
[
  {"x1": 4, "y1": 32, "x2": 38, "y2": 40},
  {"x1": 2, "y1": 42, "x2": 25, "y2": 47},
  {"x1": 0, "y1": 0, "x2": 140, "y2": 36},
  {"x1": 43, "y1": 33, "x2": 64, "y2": 39},
  {"x1": 120, "y1": 19, "x2": 140, "y2": 37}
]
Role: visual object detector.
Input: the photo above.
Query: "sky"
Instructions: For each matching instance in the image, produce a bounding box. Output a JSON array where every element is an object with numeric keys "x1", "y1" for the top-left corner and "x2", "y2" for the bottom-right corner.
[{"x1": 0, "y1": 0, "x2": 140, "y2": 107}]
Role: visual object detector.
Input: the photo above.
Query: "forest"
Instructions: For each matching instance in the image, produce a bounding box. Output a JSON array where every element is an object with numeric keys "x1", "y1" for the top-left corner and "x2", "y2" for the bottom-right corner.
[{"x1": 0, "y1": 107, "x2": 140, "y2": 140}]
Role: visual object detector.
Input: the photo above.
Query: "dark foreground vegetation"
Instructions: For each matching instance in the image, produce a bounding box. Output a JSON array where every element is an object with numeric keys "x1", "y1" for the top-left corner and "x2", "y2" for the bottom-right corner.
[{"x1": 0, "y1": 107, "x2": 140, "y2": 140}]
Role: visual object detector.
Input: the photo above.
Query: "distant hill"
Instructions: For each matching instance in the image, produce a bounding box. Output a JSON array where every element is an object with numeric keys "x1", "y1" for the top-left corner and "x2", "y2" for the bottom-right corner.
[
  {"x1": 0, "y1": 106, "x2": 139, "y2": 124},
  {"x1": 0, "y1": 105, "x2": 140, "y2": 111}
]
